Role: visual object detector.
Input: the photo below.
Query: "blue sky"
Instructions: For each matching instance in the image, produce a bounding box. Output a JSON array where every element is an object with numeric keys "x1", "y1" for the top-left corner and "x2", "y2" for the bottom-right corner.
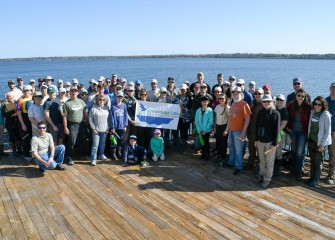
[{"x1": 1, "y1": 0, "x2": 334, "y2": 58}]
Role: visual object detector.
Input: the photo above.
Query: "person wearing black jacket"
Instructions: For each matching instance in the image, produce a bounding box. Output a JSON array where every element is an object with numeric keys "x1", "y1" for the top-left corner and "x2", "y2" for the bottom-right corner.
[{"x1": 255, "y1": 94, "x2": 280, "y2": 188}]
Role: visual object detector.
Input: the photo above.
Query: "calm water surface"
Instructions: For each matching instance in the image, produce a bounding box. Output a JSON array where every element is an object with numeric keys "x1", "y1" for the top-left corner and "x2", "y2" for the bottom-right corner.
[{"x1": 0, "y1": 58, "x2": 334, "y2": 99}]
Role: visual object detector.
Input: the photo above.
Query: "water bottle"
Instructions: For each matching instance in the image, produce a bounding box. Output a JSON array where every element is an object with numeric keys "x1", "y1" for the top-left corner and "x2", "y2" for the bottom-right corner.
[
  {"x1": 110, "y1": 134, "x2": 117, "y2": 145},
  {"x1": 192, "y1": 128, "x2": 197, "y2": 137},
  {"x1": 199, "y1": 135, "x2": 205, "y2": 146}
]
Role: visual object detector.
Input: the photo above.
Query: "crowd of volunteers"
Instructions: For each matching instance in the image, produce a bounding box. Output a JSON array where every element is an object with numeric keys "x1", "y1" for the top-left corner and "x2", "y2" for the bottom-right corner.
[{"x1": 1, "y1": 73, "x2": 335, "y2": 188}]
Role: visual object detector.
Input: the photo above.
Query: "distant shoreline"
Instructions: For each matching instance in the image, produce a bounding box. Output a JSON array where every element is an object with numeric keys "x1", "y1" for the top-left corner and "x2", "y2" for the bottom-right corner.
[{"x1": 1, "y1": 53, "x2": 335, "y2": 62}]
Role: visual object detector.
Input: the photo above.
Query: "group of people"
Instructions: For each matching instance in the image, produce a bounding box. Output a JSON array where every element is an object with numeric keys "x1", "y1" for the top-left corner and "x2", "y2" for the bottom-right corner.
[{"x1": 1, "y1": 73, "x2": 334, "y2": 188}]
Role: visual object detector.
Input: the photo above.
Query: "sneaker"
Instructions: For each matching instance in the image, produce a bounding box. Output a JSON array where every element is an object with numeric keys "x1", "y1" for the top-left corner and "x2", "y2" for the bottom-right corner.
[
  {"x1": 261, "y1": 181, "x2": 270, "y2": 188},
  {"x1": 24, "y1": 156, "x2": 32, "y2": 161},
  {"x1": 39, "y1": 166, "x2": 45, "y2": 172},
  {"x1": 55, "y1": 164, "x2": 65, "y2": 171},
  {"x1": 68, "y1": 158, "x2": 75, "y2": 165},
  {"x1": 91, "y1": 161, "x2": 97, "y2": 166},
  {"x1": 233, "y1": 169, "x2": 243, "y2": 175},
  {"x1": 325, "y1": 177, "x2": 334, "y2": 185},
  {"x1": 98, "y1": 155, "x2": 108, "y2": 160}
]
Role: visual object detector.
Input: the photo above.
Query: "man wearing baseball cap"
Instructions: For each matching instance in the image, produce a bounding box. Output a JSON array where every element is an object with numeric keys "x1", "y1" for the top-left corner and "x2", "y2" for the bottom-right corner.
[
  {"x1": 227, "y1": 86, "x2": 251, "y2": 175},
  {"x1": 286, "y1": 78, "x2": 311, "y2": 105}
]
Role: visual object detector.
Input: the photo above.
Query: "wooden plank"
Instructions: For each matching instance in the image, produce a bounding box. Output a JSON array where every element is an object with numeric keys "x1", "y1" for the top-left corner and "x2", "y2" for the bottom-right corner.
[
  {"x1": 68, "y1": 164, "x2": 173, "y2": 239},
  {"x1": 100, "y1": 164, "x2": 225, "y2": 240}
]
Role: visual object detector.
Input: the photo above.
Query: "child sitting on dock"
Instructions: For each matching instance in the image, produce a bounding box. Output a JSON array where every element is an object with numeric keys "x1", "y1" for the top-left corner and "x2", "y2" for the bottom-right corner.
[
  {"x1": 150, "y1": 129, "x2": 165, "y2": 161},
  {"x1": 123, "y1": 135, "x2": 147, "y2": 167}
]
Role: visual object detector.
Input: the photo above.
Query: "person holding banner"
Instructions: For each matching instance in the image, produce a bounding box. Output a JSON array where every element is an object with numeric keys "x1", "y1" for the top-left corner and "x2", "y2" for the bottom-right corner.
[
  {"x1": 195, "y1": 96, "x2": 214, "y2": 161},
  {"x1": 137, "y1": 89, "x2": 152, "y2": 149}
]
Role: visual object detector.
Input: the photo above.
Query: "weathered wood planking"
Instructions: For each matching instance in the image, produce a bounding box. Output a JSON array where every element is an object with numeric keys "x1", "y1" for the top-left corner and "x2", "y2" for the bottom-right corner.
[{"x1": 0, "y1": 145, "x2": 334, "y2": 240}]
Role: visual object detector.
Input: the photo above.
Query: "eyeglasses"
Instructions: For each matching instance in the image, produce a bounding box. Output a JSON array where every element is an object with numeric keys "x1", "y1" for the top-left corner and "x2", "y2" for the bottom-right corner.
[
  {"x1": 18, "y1": 79, "x2": 23, "y2": 81},
  {"x1": 255, "y1": 93, "x2": 262, "y2": 95},
  {"x1": 98, "y1": 99, "x2": 105, "y2": 101},
  {"x1": 117, "y1": 96, "x2": 123, "y2": 98},
  {"x1": 276, "y1": 98, "x2": 284, "y2": 101},
  {"x1": 223, "y1": 84, "x2": 230, "y2": 87},
  {"x1": 219, "y1": 98, "x2": 225, "y2": 100},
  {"x1": 296, "y1": 94, "x2": 305, "y2": 98},
  {"x1": 236, "y1": 84, "x2": 243, "y2": 87},
  {"x1": 294, "y1": 82, "x2": 301, "y2": 86},
  {"x1": 127, "y1": 90, "x2": 134, "y2": 92},
  {"x1": 169, "y1": 81, "x2": 174, "y2": 84},
  {"x1": 140, "y1": 94, "x2": 147, "y2": 96},
  {"x1": 200, "y1": 86, "x2": 207, "y2": 88},
  {"x1": 38, "y1": 126, "x2": 47, "y2": 130},
  {"x1": 314, "y1": 103, "x2": 322, "y2": 106},
  {"x1": 262, "y1": 101, "x2": 271, "y2": 104}
]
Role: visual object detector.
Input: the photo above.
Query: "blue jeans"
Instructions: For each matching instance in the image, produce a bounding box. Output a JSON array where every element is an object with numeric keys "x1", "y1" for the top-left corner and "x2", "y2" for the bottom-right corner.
[
  {"x1": 91, "y1": 132, "x2": 107, "y2": 161},
  {"x1": 34, "y1": 145, "x2": 65, "y2": 170},
  {"x1": 289, "y1": 131, "x2": 307, "y2": 176},
  {"x1": 228, "y1": 130, "x2": 245, "y2": 170}
]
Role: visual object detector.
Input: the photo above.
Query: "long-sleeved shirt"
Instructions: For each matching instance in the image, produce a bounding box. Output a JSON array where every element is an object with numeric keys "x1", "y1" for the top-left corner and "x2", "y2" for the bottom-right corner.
[
  {"x1": 89, "y1": 104, "x2": 110, "y2": 132},
  {"x1": 109, "y1": 103, "x2": 128, "y2": 129},
  {"x1": 150, "y1": 136, "x2": 164, "y2": 155},
  {"x1": 255, "y1": 108, "x2": 280, "y2": 146}
]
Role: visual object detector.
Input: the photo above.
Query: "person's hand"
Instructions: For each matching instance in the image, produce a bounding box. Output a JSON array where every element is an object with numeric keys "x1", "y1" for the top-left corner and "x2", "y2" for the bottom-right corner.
[
  {"x1": 130, "y1": 120, "x2": 135, "y2": 125},
  {"x1": 64, "y1": 127, "x2": 70, "y2": 135},
  {"x1": 22, "y1": 124, "x2": 27, "y2": 131},
  {"x1": 110, "y1": 129, "x2": 115, "y2": 134},
  {"x1": 318, "y1": 146, "x2": 325, "y2": 152},
  {"x1": 53, "y1": 125, "x2": 59, "y2": 132},
  {"x1": 93, "y1": 129, "x2": 98, "y2": 135},
  {"x1": 223, "y1": 130, "x2": 228, "y2": 136},
  {"x1": 270, "y1": 145, "x2": 276, "y2": 151},
  {"x1": 123, "y1": 127, "x2": 127, "y2": 132},
  {"x1": 239, "y1": 132, "x2": 246, "y2": 140},
  {"x1": 254, "y1": 141, "x2": 258, "y2": 148}
]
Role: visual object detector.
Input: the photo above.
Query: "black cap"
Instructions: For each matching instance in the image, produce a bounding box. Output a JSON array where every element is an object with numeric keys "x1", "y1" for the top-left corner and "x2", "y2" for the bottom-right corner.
[
  {"x1": 168, "y1": 76, "x2": 174, "y2": 81},
  {"x1": 8, "y1": 79, "x2": 15, "y2": 84}
]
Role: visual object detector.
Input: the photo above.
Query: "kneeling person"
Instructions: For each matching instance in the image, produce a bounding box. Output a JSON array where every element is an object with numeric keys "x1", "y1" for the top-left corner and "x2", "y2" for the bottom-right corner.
[
  {"x1": 31, "y1": 121, "x2": 66, "y2": 171},
  {"x1": 123, "y1": 135, "x2": 147, "y2": 166}
]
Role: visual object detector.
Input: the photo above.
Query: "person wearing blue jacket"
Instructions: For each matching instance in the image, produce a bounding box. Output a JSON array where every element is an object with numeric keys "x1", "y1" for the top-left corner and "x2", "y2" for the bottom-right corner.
[
  {"x1": 123, "y1": 135, "x2": 147, "y2": 166},
  {"x1": 195, "y1": 96, "x2": 214, "y2": 161},
  {"x1": 109, "y1": 91, "x2": 128, "y2": 160}
]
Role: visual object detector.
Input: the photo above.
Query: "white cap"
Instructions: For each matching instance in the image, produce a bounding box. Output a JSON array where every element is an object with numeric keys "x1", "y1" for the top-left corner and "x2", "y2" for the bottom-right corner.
[
  {"x1": 58, "y1": 79, "x2": 63, "y2": 83},
  {"x1": 65, "y1": 81, "x2": 71, "y2": 86},
  {"x1": 160, "y1": 87, "x2": 167, "y2": 93},
  {"x1": 59, "y1": 87, "x2": 66, "y2": 93},
  {"x1": 232, "y1": 86, "x2": 242, "y2": 93},
  {"x1": 151, "y1": 79, "x2": 158, "y2": 83},
  {"x1": 23, "y1": 85, "x2": 32, "y2": 91},
  {"x1": 72, "y1": 78, "x2": 79, "y2": 84},
  {"x1": 180, "y1": 84, "x2": 187, "y2": 90},
  {"x1": 29, "y1": 79, "x2": 35, "y2": 83},
  {"x1": 236, "y1": 79, "x2": 245, "y2": 85}
]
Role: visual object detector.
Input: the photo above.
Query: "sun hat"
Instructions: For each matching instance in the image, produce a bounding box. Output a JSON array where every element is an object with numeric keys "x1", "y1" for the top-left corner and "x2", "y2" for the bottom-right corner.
[
  {"x1": 262, "y1": 94, "x2": 274, "y2": 102},
  {"x1": 232, "y1": 86, "x2": 242, "y2": 93},
  {"x1": 255, "y1": 87, "x2": 264, "y2": 94}
]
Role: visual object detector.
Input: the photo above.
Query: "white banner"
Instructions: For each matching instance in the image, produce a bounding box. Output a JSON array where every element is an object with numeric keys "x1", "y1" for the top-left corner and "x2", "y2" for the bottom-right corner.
[{"x1": 135, "y1": 101, "x2": 181, "y2": 130}]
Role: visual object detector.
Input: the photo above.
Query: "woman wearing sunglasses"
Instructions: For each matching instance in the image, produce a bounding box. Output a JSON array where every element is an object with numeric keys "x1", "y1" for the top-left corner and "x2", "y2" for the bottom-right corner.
[
  {"x1": 286, "y1": 89, "x2": 312, "y2": 181},
  {"x1": 306, "y1": 96, "x2": 331, "y2": 186}
]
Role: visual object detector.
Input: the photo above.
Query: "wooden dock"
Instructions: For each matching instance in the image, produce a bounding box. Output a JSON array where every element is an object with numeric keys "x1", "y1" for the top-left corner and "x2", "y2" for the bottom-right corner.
[{"x1": 0, "y1": 145, "x2": 334, "y2": 239}]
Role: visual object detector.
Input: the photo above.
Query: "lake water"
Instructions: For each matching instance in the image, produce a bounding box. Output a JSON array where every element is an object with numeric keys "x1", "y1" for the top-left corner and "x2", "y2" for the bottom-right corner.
[{"x1": 0, "y1": 58, "x2": 334, "y2": 100}]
